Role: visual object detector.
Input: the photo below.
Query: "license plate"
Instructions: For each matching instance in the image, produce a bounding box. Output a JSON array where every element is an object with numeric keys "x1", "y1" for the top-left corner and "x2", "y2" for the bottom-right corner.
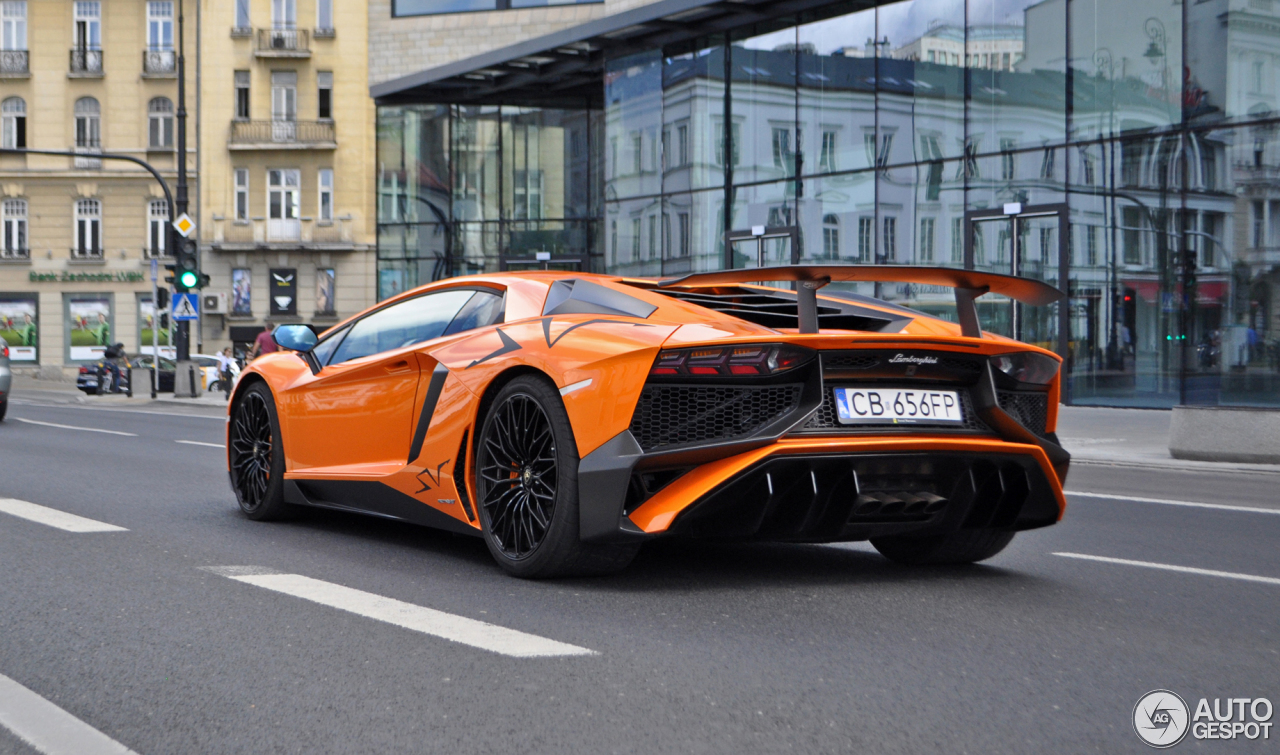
[{"x1": 834, "y1": 387, "x2": 964, "y2": 425}]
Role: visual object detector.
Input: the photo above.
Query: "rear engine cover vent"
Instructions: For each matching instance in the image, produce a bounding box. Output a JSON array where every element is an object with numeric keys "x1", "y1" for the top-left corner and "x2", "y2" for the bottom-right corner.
[
  {"x1": 652, "y1": 287, "x2": 911, "y2": 333},
  {"x1": 629, "y1": 383, "x2": 802, "y2": 452}
]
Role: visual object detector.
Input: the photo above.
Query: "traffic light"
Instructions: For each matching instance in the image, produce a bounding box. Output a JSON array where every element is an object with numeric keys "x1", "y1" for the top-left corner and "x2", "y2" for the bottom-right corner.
[
  {"x1": 156, "y1": 288, "x2": 170, "y2": 309},
  {"x1": 173, "y1": 237, "x2": 199, "y2": 291}
]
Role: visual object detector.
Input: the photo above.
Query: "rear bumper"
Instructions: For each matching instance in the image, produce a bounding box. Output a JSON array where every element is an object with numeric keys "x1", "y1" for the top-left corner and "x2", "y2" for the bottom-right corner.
[{"x1": 579, "y1": 433, "x2": 1067, "y2": 543}]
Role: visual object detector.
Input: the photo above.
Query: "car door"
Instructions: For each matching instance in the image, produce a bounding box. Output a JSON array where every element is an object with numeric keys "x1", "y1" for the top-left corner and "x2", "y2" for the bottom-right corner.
[{"x1": 281, "y1": 289, "x2": 477, "y2": 475}]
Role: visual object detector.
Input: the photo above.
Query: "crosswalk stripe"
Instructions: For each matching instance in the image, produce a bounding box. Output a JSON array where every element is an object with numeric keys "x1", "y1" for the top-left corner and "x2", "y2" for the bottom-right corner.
[
  {"x1": 203, "y1": 566, "x2": 596, "y2": 658},
  {"x1": 0, "y1": 673, "x2": 138, "y2": 755},
  {"x1": 0, "y1": 499, "x2": 128, "y2": 533}
]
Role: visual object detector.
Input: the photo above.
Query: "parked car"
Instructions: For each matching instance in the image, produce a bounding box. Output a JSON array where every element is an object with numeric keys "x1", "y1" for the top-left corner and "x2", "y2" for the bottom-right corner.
[
  {"x1": 77, "y1": 354, "x2": 176, "y2": 395},
  {"x1": 0, "y1": 336, "x2": 10, "y2": 421}
]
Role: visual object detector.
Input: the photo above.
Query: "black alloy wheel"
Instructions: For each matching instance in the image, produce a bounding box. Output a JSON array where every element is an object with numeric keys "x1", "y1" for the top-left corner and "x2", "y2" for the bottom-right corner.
[
  {"x1": 478, "y1": 391, "x2": 558, "y2": 560},
  {"x1": 475, "y1": 375, "x2": 640, "y2": 578},
  {"x1": 229, "y1": 382, "x2": 290, "y2": 520}
]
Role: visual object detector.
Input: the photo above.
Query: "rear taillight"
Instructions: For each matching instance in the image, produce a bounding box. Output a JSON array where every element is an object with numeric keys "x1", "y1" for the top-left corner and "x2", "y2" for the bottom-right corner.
[
  {"x1": 79, "y1": 366, "x2": 90, "y2": 374},
  {"x1": 0, "y1": 344, "x2": 7, "y2": 358},
  {"x1": 650, "y1": 344, "x2": 814, "y2": 378}
]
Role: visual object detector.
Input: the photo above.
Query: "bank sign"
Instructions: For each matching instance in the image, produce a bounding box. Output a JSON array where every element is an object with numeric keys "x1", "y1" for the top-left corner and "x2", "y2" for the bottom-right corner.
[{"x1": 29, "y1": 271, "x2": 147, "y2": 283}]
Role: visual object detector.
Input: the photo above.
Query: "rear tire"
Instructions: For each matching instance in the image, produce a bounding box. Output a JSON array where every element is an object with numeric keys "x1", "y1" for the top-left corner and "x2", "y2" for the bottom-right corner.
[
  {"x1": 475, "y1": 375, "x2": 639, "y2": 578},
  {"x1": 229, "y1": 382, "x2": 292, "y2": 521},
  {"x1": 871, "y1": 529, "x2": 1014, "y2": 566},
  {"x1": 0, "y1": 398, "x2": 6, "y2": 421}
]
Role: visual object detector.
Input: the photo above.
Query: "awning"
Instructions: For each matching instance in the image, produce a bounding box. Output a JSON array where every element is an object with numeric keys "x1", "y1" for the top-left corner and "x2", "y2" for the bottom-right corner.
[{"x1": 369, "y1": 0, "x2": 871, "y2": 108}]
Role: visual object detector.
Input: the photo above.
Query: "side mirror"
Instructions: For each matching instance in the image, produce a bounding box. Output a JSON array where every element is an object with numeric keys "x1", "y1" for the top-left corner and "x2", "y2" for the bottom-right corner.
[{"x1": 274, "y1": 324, "x2": 318, "y2": 353}]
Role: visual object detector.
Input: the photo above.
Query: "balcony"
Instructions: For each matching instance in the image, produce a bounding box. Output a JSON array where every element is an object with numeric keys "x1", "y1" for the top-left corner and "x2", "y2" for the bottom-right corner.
[
  {"x1": 70, "y1": 247, "x2": 104, "y2": 261},
  {"x1": 142, "y1": 49, "x2": 176, "y2": 77},
  {"x1": 255, "y1": 28, "x2": 309, "y2": 58},
  {"x1": 143, "y1": 246, "x2": 171, "y2": 260},
  {"x1": 228, "y1": 120, "x2": 335, "y2": 150},
  {"x1": 73, "y1": 146, "x2": 102, "y2": 169},
  {"x1": 70, "y1": 48, "x2": 104, "y2": 76},
  {"x1": 0, "y1": 50, "x2": 28, "y2": 77},
  {"x1": 0, "y1": 247, "x2": 29, "y2": 260}
]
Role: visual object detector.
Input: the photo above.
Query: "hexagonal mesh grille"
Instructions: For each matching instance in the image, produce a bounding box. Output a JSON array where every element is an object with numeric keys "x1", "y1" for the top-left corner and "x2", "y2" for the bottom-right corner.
[
  {"x1": 997, "y1": 390, "x2": 1049, "y2": 437},
  {"x1": 800, "y1": 386, "x2": 992, "y2": 433},
  {"x1": 630, "y1": 384, "x2": 803, "y2": 452},
  {"x1": 822, "y1": 353, "x2": 879, "y2": 370}
]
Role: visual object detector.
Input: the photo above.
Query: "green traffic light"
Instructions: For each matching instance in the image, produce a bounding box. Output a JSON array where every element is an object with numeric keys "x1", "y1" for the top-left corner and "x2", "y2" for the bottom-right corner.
[{"x1": 179, "y1": 270, "x2": 199, "y2": 288}]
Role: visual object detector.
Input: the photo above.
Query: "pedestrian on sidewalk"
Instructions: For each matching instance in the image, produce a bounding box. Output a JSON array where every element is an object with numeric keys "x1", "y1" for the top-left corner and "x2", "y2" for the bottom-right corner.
[
  {"x1": 248, "y1": 321, "x2": 277, "y2": 361},
  {"x1": 216, "y1": 347, "x2": 236, "y2": 399}
]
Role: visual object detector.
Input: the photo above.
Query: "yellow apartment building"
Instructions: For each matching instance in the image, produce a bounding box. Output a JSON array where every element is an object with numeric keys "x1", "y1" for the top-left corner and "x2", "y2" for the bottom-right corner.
[
  {"x1": 198, "y1": 0, "x2": 375, "y2": 356},
  {"x1": 0, "y1": 0, "x2": 195, "y2": 376}
]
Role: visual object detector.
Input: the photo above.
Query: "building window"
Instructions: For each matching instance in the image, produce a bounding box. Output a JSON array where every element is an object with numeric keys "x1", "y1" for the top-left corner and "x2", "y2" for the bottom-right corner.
[
  {"x1": 1040, "y1": 227, "x2": 1054, "y2": 265},
  {"x1": 271, "y1": 71, "x2": 297, "y2": 122},
  {"x1": 1254, "y1": 60, "x2": 1265, "y2": 93},
  {"x1": 1, "y1": 1, "x2": 26, "y2": 52},
  {"x1": 393, "y1": 0, "x2": 604, "y2": 17},
  {"x1": 1040, "y1": 148, "x2": 1055, "y2": 179},
  {"x1": 317, "y1": 71, "x2": 333, "y2": 119},
  {"x1": 678, "y1": 213, "x2": 690, "y2": 257},
  {"x1": 318, "y1": 168, "x2": 333, "y2": 222},
  {"x1": 148, "y1": 199, "x2": 168, "y2": 256},
  {"x1": 272, "y1": 0, "x2": 296, "y2": 29},
  {"x1": 2, "y1": 198, "x2": 26, "y2": 254},
  {"x1": 819, "y1": 131, "x2": 837, "y2": 173},
  {"x1": 866, "y1": 131, "x2": 893, "y2": 168},
  {"x1": 1000, "y1": 138, "x2": 1016, "y2": 180},
  {"x1": 1201, "y1": 213, "x2": 1220, "y2": 267},
  {"x1": 512, "y1": 170, "x2": 543, "y2": 221},
  {"x1": 267, "y1": 168, "x2": 301, "y2": 241},
  {"x1": 1252, "y1": 201, "x2": 1265, "y2": 249},
  {"x1": 316, "y1": 0, "x2": 333, "y2": 32},
  {"x1": 919, "y1": 217, "x2": 935, "y2": 262},
  {"x1": 822, "y1": 214, "x2": 839, "y2": 259},
  {"x1": 74, "y1": 97, "x2": 100, "y2": 148},
  {"x1": 234, "y1": 168, "x2": 249, "y2": 222},
  {"x1": 857, "y1": 217, "x2": 873, "y2": 262},
  {"x1": 951, "y1": 217, "x2": 964, "y2": 263},
  {"x1": 1080, "y1": 146, "x2": 1097, "y2": 185},
  {"x1": 147, "y1": 1, "x2": 172, "y2": 50},
  {"x1": 882, "y1": 216, "x2": 896, "y2": 261},
  {"x1": 1085, "y1": 225, "x2": 1097, "y2": 267},
  {"x1": 234, "y1": 0, "x2": 250, "y2": 31},
  {"x1": 73, "y1": 2, "x2": 100, "y2": 49},
  {"x1": 148, "y1": 97, "x2": 174, "y2": 149},
  {"x1": 1, "y1": 96, "x2": 24, "y2": 148},
  {"x1": 771, "y1": 127, "x2": 792, "y2": 170},
  {"x1": 715, "y1": 122, "x2": 740, "y2": 167},
  {"x1": 234, "y1": 71, "x2": 250, "y2": 119},
  {"x1": 631, "y1": 133, "x2": 642, "y2": 174},
  {"x1": 75, "y1": 199, "x2": 101, "y2": 256},
  {"x1": 316, "y1": 268, "x2": 335, "y2": 315},
  {"x1": 630, "y1": 218, "x2": 641, "y2": 262},
  {"x1": 609, "y1": 220, "x2": 617, "y2": 265},
  {"x1": 676, "y1": 123, "x2": 688, "y2": 167},
  {"x1": 647, "y1": 215, "x2": 656, "y2": 260}
]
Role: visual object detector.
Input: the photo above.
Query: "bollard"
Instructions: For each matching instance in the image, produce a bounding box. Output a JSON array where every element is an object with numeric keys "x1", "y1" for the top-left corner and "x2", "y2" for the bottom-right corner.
[
  {"x1": 125, "y1": 367, "x2": 132, "y2": 398},
  {"x1": 150, "y1": 365, "x2": 157, "y2": 399}
]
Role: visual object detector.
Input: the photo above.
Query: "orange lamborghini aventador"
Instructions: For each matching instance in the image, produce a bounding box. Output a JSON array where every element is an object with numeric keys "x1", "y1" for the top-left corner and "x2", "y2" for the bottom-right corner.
[{"x1": 227, "y1": 265, "x2": 1069, "y2": 578}]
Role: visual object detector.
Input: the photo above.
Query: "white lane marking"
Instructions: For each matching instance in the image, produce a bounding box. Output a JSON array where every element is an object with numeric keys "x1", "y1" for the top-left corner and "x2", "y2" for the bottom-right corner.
[
  {"x1": 1068, "y1": 491, "x2": 1280, "y2": 516},
  {"x1": 12, "y1": 418, "x2": 137, "y2": 437},
  {"x1": 1054, "y1": 552, "x2": 1280, "y2": 586},
  {"x1": 8, "y1": 401, "x2": 225, "y2": 420},
  {"x1": 0, "y1": 499, "x2": 127, "y2": 533},
  {"x1": 175, "y1": 440, "x2": 223, "y2": 448},
  {"x1": 203, "y1": 567, "x2": 596, "y2": 658},
  {"x1": 559, "y1": 378, "x2": 592, "y2": 396},
  {"x1": 0, "y1": 673, "x2": 138, "y2": 755}
]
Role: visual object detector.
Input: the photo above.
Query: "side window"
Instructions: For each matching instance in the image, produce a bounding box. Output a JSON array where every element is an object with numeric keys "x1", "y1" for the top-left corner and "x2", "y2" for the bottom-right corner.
[
  {"x1": 330, "y1": 290, "x2": 474, "y2": 365},
  {"x1": 444, "y1": 290, "x2": 504, "y2": 336},
  {"x1": 311, "y1": 323, "x2": 351, "y2": 367}
]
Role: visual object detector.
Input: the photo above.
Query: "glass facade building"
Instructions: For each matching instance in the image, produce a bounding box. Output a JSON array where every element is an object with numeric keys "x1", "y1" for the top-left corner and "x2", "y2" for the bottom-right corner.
[{"x1": 375, "y1": 0, "x2": 1280, "y2": 407}]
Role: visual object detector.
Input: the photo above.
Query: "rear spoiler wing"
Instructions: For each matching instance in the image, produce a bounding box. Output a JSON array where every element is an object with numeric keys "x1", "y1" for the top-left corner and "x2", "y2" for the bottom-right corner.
[{"x1": 657, "y1": 265, "x2": 1065, "y2": 337}]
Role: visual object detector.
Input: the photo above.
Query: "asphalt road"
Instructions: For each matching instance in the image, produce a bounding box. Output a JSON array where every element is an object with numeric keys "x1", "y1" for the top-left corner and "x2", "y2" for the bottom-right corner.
[{"x1": 1, "y1": 395, "x2": 1277, "y2": 754}]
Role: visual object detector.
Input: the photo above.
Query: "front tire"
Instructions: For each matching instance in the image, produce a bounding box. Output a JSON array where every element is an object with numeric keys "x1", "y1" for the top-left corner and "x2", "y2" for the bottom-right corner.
[
  {"x1": 0, "y1": 398, "x2": 6, "y2": 421},
  {"x1": 871, "y1": 529, "x2": 1015, "y2": 566},
  {"x1": 475, "y1": 375, "x2": 638, "y2": 578},
  {"x1": 229, "y1": 382, "x2": 291, "y2": 520}
]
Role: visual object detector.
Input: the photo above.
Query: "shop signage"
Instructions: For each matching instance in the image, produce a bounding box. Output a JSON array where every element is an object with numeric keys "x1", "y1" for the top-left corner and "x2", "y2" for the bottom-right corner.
[{"x1": 28, "y1": 271, "x2": 147, "y2": 283}]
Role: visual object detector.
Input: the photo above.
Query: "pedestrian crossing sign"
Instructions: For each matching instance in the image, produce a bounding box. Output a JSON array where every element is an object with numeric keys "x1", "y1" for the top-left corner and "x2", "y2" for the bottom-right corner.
[{"x1": 172, "y1": 292, "x2": 200, "y2": 321}]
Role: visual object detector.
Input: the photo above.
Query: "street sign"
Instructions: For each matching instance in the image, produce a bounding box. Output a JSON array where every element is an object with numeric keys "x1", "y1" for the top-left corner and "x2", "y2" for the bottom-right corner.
[
  {"x1": 150, "y1": 257, "x2": 158, "y2": 282},
  {"x1": 173, "y1": 213, "x2": 196, "y2": 238},
  {"x1": 172, "y1": 292, "x2": 200, "y2": 321}
]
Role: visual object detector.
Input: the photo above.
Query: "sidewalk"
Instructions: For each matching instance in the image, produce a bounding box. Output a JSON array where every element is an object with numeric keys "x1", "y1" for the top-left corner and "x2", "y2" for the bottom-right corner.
[
  {"x1": 1057, "y1": 405, "x2": 1280, "y2": 475},
  {"x1": 7, "y1": 374, "x2": 229, "y2": 410}
]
